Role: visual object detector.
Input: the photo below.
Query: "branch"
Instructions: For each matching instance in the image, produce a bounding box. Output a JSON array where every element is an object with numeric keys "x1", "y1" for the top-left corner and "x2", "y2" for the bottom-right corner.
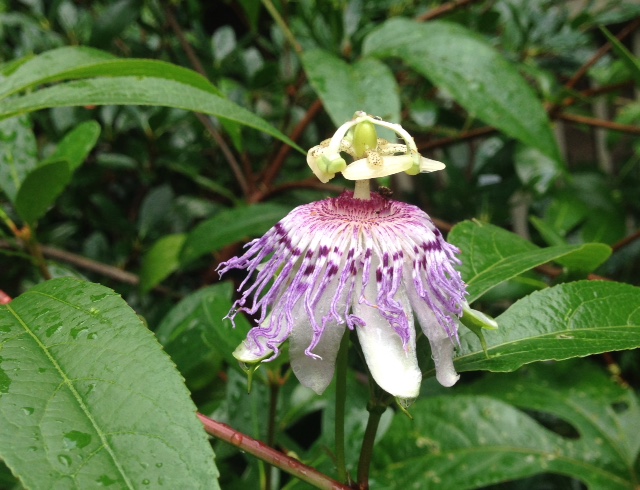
[
  {"x1": 416, "y1": 0, "x2": 485, "y2": 22},
  {"x1": 0, "y1": 240, "x2": 176, "y2": 296},
  {"x1": 197, "y1": 413, "x2": 350, "y2": 490},
  {"x1": 612, "y1": 229, "x2": 640, "y2": 253},
  {"x1": 558, "y1": 112, "x2": 640, "y2": 135},
  {"x1": 164, "y1": 6, "x2": 251, "y2": 196},
  {"x1": 259, "y1": 99, "x2": 324, "y2": 193}
]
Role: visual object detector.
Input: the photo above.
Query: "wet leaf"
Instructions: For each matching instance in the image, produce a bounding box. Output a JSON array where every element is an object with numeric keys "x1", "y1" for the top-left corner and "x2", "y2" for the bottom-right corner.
[{"x1": 0, "y1": 278, "x2": 219, "y2": 489}]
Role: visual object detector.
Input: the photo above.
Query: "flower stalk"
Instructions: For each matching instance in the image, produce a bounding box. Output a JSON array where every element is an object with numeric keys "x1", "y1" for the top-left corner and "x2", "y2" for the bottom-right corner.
[{"x1": 334, "y1": 330, "x2": 350, "y2": 484}]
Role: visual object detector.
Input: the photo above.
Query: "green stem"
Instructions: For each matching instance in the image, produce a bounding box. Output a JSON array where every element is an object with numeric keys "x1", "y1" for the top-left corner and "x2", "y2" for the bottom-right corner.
[
  {"x1": 0, "y1": 207, "x2": 19, "y2": 236},
  {"x1": 261, "y1": 0, "x2": 303, "y2": 54},
  {"x1": 334, "y1": 330, "x2": 350, "y2": 484},
  {"x1": 265, "y1": 376, "x2": 281, "y2": 490},
  {"x1": 356, "y1": 402, "x2": 386, "y2": 489}
]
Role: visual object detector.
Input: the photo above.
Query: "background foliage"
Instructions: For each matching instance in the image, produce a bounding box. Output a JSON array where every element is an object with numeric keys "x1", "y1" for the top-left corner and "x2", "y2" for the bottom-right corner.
[{"x1": 1, "y1": 0, "x2": 640, "y2": 488}]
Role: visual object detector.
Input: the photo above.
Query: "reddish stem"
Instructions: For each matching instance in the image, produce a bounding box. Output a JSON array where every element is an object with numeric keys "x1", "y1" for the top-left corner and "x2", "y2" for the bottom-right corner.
[{"x1": 197, "y1": 413, "x2": 350, "y2": 490}]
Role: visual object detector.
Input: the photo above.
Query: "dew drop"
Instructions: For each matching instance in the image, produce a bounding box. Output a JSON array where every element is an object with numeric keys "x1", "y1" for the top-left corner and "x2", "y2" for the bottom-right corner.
[
  {"x1": 87, "y1": 332, "x2": 99, "y2": 340},
  {"x1": 142, "y1": 479, "x2": 150, "y2": 485},
  {"x1": 155, "y1": 462, "x2": 163, "y2": 468},
  {"x1": 0, "y1": 361, "x2": 10, "y2": 394},
  {"x1": 63, "y1": 431, "x2": 92, "y2": 450},
  {"x1": 89, "y1": 307, "x2": 100, "y2": 316},
  {"x1": 57, "y1": 454, "x2": 72, "y2": 467},
  {"x1": 97, "y1": 474, "x2": 118, "y2": 486},
  {"x1": 45, "y1": 324, "x2": 62, "y2": 337},
  {"x1": 0, "y1": 325, "x2": 10, "y2": 333},
  {"x1": 90, "y1": 293, "x2": 108, "y2": 302},
  {"x1": 70, "y1": 326, "x2": 89, "y2": 339},
  {"x1": 38, "y1": 367, "x2": 47, "y2": 374},
  {"x1": 22, "y1": 407, "x2": 34, "y2": 416}
]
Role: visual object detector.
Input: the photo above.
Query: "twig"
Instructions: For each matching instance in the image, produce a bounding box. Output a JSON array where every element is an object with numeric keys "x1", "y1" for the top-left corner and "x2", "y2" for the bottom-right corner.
[
  {"x1": 548, "y1": 17, "x2": 640, "y2": 118},
  {"x1": 416, "y1": 0, "x2": 485, "y2": 22},
  {"x1": 558, "y1": 113, "x2": 640, "y2": 135},
  {"x1": 564, "y1": 17, "x2": 640, "y2": 93},
  {"x1": 197, "y1": 413, "x2": 350, "y2": 490},
  {"x1": 416, "y1": 81, "x2": 632, "y2": 152},
  {"x1": 0, "y1": 240, "x2": 177, "y2": 296},
  {"x1": 164, "y1": 6, "x2": 250, "y2": 196},
  {"x1": 612, "y1": 229, "x2": 640, "y2": 253},
  {"x1": 259, "y1": 99, "x2": 324, "y2": 193}
]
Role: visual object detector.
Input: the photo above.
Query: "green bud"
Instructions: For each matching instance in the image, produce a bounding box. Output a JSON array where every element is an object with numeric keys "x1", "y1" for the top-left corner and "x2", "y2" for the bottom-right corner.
[
  {"x1": 320, "y1": 153, "x2": 347, "y2": 173},
  {"x1": 352, "y1": 120, "x2": 378, "y2": 159}
]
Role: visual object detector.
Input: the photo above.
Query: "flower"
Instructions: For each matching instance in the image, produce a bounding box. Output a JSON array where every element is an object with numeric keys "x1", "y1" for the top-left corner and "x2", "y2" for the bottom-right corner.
[
  {"x1": 218, "y1": 190, "x2": 468, "y2": 401},
  {"x1": 306, "y1": 111, "x2": 445, "y2": 183}
]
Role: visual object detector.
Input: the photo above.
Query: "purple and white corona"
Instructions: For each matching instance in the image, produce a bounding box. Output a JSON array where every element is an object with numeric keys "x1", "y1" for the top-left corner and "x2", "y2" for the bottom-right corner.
[{"x1": 219, "y1": 112, "x2": 495, "y2": 402}]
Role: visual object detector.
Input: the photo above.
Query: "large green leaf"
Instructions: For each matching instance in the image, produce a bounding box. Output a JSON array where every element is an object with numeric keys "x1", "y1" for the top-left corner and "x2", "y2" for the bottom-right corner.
[
  {"x1": 449, "y1": 220, "x2": 612, "y2": 302},
  {"x1": 14, "y1": 160, "x2": 71, "y2": 225},
  {"x1": 0, "y1": 77, "x2": 301, "y2": 151},
  {"x1": 363, "y1": 18, "x2": 561, "y2": 162},
  {"x1": 375, "y1": 361, "x2": 639, "y2": 489},
  {"x1": 0, "y1": 46, "x2": 221, "y2": 100},
  {"x1": 180, "y1": 204, "x2": 291, "y2": 265},
  {"x1": 0, "y1": 114, "x2": 38, "y2": 202},
  {"x1": 0, "y1": 278, "x2": 219, "y2": 489},
  {"x1": 464, "y1": 361, "x2": 640, "y2": 469},
  {"x1": 452, "y1": 281, "x2": 640, "y2": 374},
  {"x1": 301, "y1": 50, "x2": 400, "y2": 127}
]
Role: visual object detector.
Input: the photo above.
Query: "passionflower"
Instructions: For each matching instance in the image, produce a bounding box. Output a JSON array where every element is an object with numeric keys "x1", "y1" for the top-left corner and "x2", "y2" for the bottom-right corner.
[{"x1": 218, "y1": 112, "x2": 494, "y2": 402}]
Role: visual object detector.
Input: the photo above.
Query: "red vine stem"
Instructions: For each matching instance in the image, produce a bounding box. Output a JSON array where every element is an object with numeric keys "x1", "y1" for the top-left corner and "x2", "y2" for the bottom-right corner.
[{"x1": 197, "y1": 413, "x2": 350, "y2": 490}]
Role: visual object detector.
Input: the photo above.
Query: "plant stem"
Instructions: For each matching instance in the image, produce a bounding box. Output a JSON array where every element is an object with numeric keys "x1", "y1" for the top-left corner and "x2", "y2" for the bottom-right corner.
[
  {"x1": 197, "y1": 413, "x2": 350, "y2": 490},
  {"x1": 353, "y1": 180, "x2": 371, "y2": 200},
  {"x1": 334, "y1": 330, "x2": 350, "y2": 484},
  {"x1": 261, "y1": 0, "x2": 303, "y2": 54},
  {"x1": 356, "y1": 401, "x2": 386, "y2": 489},
  {"x1": 265, "y1": 375, "x2": 281, "y2": 490}
]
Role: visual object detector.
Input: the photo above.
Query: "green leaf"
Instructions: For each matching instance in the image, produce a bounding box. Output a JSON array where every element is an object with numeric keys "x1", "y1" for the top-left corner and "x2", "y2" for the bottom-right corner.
[
  {"x1": 453, "y1": 281, "x2": 640, "y2": 374},
  {"x1": 464, "y1": 361, "x2": 640, "y2": 469},
  {"x1": 140, "y1": 233, "x2": 187, "y2": 292},
  {"x1": 14, "y1": 160, "x2": 71, "y2": 225},
  {"x1": 363, "y1": 18, "x2": 561, "y2": 162},
  {"x1": 514, "y1": 144, "x2": 564, "y2": 194},
  {"x1": 43, "y1": 120, "x2": 101, "y2": 171},
  {"x1": 375, "y1": 361, "x2": 639, "y2": 489},
  {"x1": 449, "y1": 220, "x2": 612, "y2": 302},
  {"x1": 155, "y1": 283, "x2": 250, "y2": 377},
  {"x1": 0, "y1": 46, "x2": 221, "y2": 100},
  {"x1": 302, "y1": 50, "x2": 401, "y2": 127},
  {"x1": 180, "y1": 204, "x2": 290, "y2": 265},
  {"x1": 601, "y1": 26, "x2": 640, "y2": 85},
  {"x1": 0, "y1": 278, "x2": 219, "y2": 489},
  {"x1": 89, "y1": 0, "x2": 142, "y2": 48},
  {"x1": 0, "y1": 114, "x2": 38, "y2": 202},
  {"x1": 0, "y1": 77, "x2": 301, "y2": 152}
]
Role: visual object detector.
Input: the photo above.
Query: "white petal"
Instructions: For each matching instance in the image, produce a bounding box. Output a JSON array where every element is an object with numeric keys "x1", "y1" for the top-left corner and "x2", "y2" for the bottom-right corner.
[
  {"x1": 290, "y1": 318, "x2": 346, "y2": 395},
  {"x1": 354, "y1": 273, "x2": 421, "y2": 399},
  {"x1": 342, "y1": 155, "x2": 413, "y2": 180},
  {"x1": 307, "y1": 147, "x2": 335, "y2": 183},
  {"x1": 289, "y1": 272, "x2": 349, "y2": 395},
  {"x1": 406, "y1": 284, "x2": 460, "y2": 387},
  {"x1": 419, "y1": 156, "x2": 446, "y2": 173}
]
